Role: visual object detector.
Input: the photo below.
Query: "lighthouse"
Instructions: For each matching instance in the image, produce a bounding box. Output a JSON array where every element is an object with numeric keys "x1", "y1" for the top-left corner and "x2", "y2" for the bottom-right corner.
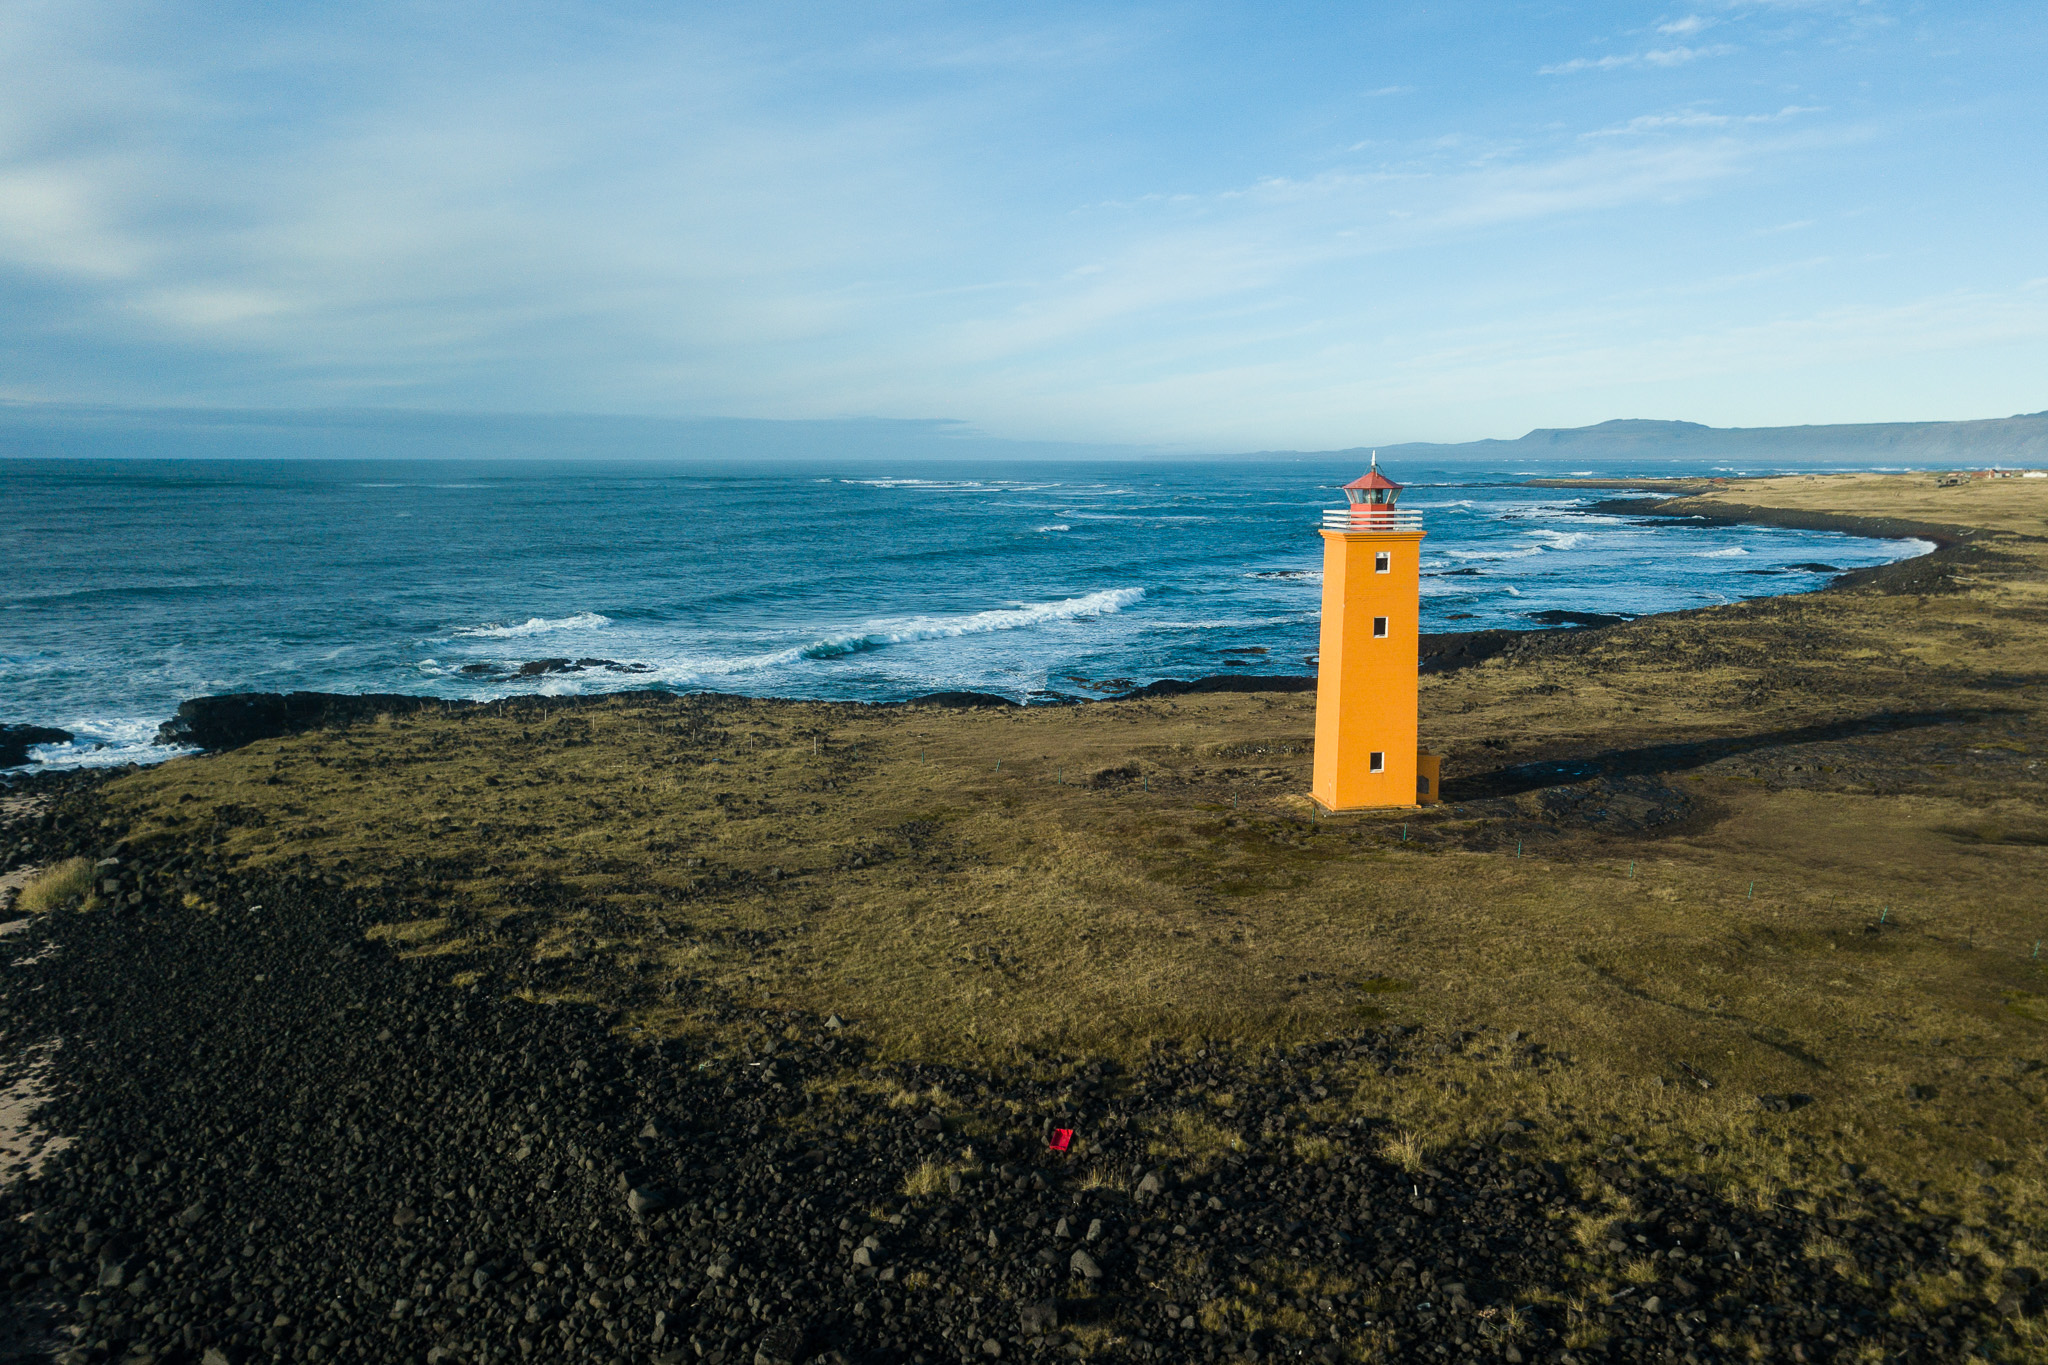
[{"x1": 1311, "y1": 455, "x2": 1442, "y2": 810}]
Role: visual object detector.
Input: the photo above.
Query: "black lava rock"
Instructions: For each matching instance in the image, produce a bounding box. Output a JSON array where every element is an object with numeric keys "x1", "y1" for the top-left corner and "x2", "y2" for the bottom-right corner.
[{"x1": 0, "y1": 724, "x2": 72, "y2": 768}]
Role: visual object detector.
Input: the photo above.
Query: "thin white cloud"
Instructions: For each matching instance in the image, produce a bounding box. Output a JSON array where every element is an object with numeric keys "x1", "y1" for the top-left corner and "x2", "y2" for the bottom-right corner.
[
  {"x1": 1541, "y1": 44, "x2": 1737, "y2": 75},
  {"x1": 1659, "y1": 16, "x2": 1714, "y2": 37},
  {"x1": 1585, "y1": 105, "x2": 1823, "y2": 137},
  {"x1": 912, "y1": 137, "x2": 1784, "y2": 376}
]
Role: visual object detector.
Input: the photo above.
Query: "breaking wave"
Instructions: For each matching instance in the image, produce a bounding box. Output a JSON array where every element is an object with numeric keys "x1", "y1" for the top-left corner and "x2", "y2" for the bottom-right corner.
[
  {"x1": 454, "y1": 612, "x2": 613, "y2": 639},
  {"x1": 790, "y1": 588, "x2": 1144, "y2": 662}
]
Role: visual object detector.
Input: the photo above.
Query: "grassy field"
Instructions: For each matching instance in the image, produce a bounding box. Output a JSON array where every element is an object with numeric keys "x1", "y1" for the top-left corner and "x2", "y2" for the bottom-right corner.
[{"x1": 89, "y1": 472, "x2": 2048, "y2": 1278}]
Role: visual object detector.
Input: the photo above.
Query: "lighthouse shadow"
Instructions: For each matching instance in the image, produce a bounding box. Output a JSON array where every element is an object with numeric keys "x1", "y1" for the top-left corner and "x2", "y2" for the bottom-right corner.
[{"x1": 1441, "y1": 707, "x2": 1990, "y2": 805}]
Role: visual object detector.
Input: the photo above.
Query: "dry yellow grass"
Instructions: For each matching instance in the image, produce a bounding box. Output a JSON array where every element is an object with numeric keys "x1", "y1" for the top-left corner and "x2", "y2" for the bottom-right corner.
[
  {"x1": 92, "y1": 472, "x2": 2048, "y2": 1232},
  {"x1": 15, "y1": 857, "x2": 94, "y2": 915}
]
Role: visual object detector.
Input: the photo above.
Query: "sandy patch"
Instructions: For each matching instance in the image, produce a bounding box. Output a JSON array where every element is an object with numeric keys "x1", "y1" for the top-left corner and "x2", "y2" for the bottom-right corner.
[
  {"x1": 0, "y1": 1034, "x2": 67, "y2": 1192},
  {"x1": 0, "y1": 820, "x2": 67, "y2": 1190},
  {"x1": 0, "y1": 861, "x2": 41, "y2": 908}
]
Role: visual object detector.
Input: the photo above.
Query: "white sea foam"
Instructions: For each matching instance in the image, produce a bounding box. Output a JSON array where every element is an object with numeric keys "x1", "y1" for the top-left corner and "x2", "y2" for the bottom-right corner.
[
  {"x1": 1697, "y1": 547, "x2": 1750, "y2": 558},
  {"x1": 430, "y1": 589, "x2": 1142, "y2": 695},
  {"x1": 1036, "y1": 524, "x2": 1071, "y2": 532},
  {"x1": 839, "y1": 478, "x2": 988, "y2": 489},
  {"x1": 454, "y1": 612, "x2": 613, "y2": 639},
  {"x1": 9, "y1": 714, "x2": 193, "y2": 773},
  {"x1": 1526, "y1": 530, "x2": 1586, "y2": 549},
  {"x1": 788, "y1": 588, "x2": 1145, "y2": 662}
]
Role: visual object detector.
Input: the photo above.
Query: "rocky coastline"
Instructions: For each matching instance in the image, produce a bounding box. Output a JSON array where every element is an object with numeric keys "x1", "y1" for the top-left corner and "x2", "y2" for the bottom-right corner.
[
  {"x1": 50, "y1": 624, "x2": 1572, "y2": 766},
  {"x1": 2, "y1": 485, "x2": 1946, "y2": 770}
]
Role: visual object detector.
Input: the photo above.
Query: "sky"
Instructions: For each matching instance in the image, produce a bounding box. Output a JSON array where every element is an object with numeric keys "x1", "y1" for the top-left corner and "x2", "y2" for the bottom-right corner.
[{"x1": 1, "y1": 1, "x2": 2044, "y2": 451}]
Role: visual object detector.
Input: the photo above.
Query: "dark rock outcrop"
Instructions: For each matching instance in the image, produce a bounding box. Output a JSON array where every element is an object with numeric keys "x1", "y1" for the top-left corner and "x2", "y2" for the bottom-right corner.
[
  {"x1": 1417, "y1": 630, "x2": 1523, "y2": 674},
  {"x1": 903, "y1": 691, "x2": 1020, "y2": 708},
  {"x1": 1525, "y1": 609, "x2": 1631, "y2": 628},
  {"x1": 153, "y1": 691, "x2": 473, "y2": 752},
  {"x1": 1113, "y1": 675, "x2": 1318, "y2": 700},
  {"x1": 515, "y1": 657, "x2": 655, "y2": 677},
  {"x1": 0, "y1": 724, "x2": 72, "y2": 768}
]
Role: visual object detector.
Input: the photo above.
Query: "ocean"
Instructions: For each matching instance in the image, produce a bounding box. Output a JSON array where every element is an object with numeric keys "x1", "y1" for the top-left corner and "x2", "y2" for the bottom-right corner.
[{"x1": 2, "y1": 456, "x2": 1928, "y2": 770}]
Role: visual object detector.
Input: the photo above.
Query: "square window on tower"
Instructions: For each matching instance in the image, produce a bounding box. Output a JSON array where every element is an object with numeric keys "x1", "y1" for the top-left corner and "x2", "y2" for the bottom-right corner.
[
  {"x1": 1375, "y1": 552, "x2": 1390, "y2": 573},
  {"x1": 1369, "y1": 751, "x2": 1385, "y2": 772},
  {"x1": 1372, "y1": 616, "x2": 1388, "y2": 638}
]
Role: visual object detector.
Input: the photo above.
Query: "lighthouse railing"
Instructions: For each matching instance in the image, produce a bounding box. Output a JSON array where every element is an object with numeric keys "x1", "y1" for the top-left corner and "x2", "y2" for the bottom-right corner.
[{"x1": 1321, "y1": 508, "x2": 1424, "y2": 532}]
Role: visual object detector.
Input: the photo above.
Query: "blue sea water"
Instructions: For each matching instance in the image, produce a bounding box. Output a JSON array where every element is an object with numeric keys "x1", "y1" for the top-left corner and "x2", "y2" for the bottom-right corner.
[{"x1": 1, "y1": 456, "x2": 1929, "y2": 770}]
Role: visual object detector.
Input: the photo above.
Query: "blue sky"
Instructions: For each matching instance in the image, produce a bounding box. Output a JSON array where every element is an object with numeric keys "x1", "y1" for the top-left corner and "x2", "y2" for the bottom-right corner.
[{"x1": 1, "y1": 1, "x2": 2043, "y2": 449}]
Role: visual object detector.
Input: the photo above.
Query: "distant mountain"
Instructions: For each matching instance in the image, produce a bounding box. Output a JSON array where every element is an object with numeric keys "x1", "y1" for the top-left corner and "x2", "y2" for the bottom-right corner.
[{"x1": 1353, "y1": 413, "x2": 2048, "y2": 467}]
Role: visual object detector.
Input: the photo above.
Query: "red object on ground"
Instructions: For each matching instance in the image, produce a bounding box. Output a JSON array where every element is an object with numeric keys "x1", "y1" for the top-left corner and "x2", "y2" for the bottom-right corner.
[{"x1": 1047, "y1": 1128, "x2": 1074, "y2": 1153}]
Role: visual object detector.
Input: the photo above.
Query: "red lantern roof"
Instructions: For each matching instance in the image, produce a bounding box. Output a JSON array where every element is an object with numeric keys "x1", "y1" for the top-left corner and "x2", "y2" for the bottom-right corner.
[{"x1": 1343, "y1": 470, "x2": 1401, "y2": 492}]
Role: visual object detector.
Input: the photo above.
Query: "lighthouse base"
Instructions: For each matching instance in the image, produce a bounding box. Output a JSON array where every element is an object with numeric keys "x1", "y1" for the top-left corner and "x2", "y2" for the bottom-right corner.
[{"x1": 1310, "y1": 750, "x2": 1442, "y2": 812}]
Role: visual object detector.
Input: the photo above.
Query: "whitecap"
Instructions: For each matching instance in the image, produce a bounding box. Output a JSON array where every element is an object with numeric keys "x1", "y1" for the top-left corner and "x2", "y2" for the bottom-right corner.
[
  {"x1": 1036, "y1": 524, "x2": 1071, "y2": 532},
  {"x1": 454, "y1": 611, "x2": 613, "y2": 639},
  {"x1": 624, "y1": 590, "x2": 1151, "y2": 684},
  {"x1": 1697, "y1": 547, "x2": 1750, "y2": 558},
  {"x1": 837, "y1": 478, "x2": 1004, "y2": 490},
  {"x1": 788, "y1": 588, "x2": 1145, "y2": 662}
]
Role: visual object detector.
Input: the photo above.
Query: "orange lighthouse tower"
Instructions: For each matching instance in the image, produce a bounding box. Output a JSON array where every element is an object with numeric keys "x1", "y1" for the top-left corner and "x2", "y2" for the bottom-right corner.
[{"x1": 1311, "y1": 455, "x2": 1441, "y2": 810}]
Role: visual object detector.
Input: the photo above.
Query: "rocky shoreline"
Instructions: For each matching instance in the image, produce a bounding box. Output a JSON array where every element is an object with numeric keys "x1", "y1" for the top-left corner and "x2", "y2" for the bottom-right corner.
[
  {"x1": 48, "y1": 628, "x2": 1554, "y2": 765},
  {"x1": 0, "y1": 790, "x2": 2029, "y2": 1365},
  {"x1": 1, "y1": 488, "x2": 1950, "y2": 769}
]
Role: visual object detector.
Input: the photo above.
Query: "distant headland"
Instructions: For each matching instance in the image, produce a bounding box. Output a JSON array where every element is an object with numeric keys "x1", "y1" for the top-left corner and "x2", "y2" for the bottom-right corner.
[{"x1": 1334, "y1": 412, "x2": 2048, "y2": 467}]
